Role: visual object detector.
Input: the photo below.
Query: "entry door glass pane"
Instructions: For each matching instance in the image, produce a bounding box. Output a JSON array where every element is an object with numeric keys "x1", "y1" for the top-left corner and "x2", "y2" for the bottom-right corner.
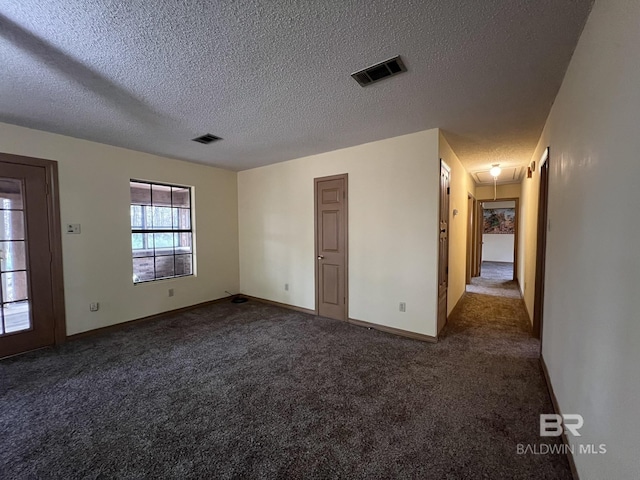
[
  {"x1": 3, "y1": 301, "x2": 30, "y2": 334},
  {"x1": 0, "y1": 178, "x2": 31, "y2": 335}
]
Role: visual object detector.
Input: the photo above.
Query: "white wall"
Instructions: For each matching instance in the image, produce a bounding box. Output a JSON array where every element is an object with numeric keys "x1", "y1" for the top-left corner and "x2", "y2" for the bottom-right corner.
[
  {"x1": 520, "y1": 1, "x2": 640, "y2": 478},
  {"x1": 238, "y1": 130, "x2": 441, "y2": 337},
  {"x1": 0, "y1": 122, "x2": 239, "y2": 335},
  {"x1": 439, "y1": 133, "x2": 475, "y2": 318},
  {"x1": 483, "y1": 201, "x2": 515, "y2": 209},
  {"x1": 482, "y1": 235, "x2": 514, "y2": 262},
  {"x1": 475, "y1": 183, "x2": 520, "y2": 200}
]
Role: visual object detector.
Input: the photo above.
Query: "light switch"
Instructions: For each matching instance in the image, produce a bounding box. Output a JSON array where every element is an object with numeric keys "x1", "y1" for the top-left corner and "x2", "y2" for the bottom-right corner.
[{"x1": 66, "y1": 224, "x2": 81, "y2": 234}]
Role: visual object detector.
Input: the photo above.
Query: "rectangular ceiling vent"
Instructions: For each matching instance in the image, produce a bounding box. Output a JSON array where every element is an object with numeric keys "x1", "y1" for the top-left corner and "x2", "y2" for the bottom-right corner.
[
  {"x1": 351, "y1": 56, "x2": 407, "y2": 87},
  {"x1": 192, "y1": 133, "x2": 222, "y2": 144}
]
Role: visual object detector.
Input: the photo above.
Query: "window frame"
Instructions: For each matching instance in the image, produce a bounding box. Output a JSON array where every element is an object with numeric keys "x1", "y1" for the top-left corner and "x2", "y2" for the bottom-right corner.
[{"x1": 130, "y1": 179, "x2": 194, "y2": 284}]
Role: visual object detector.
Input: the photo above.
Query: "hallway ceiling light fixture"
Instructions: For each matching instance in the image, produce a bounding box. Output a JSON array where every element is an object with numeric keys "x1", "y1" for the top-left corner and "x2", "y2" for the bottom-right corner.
[{"x1": 490, "y1": 164, "x2": 501, "y2": 200}]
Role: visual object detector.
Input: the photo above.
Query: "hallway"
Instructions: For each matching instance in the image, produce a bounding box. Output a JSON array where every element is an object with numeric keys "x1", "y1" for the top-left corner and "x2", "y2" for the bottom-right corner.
[
  {"x1": 438, "y1": 260, "x2": 572, "y2": 477},
  {"x1": 467, "y1": 261, "x2": 520, "y2": 299}
]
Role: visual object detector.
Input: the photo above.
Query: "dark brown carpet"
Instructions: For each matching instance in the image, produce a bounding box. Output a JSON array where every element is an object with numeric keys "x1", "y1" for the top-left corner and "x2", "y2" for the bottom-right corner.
[{"x1": 0, "y1": 294, "x2": 570, "y2": 479}]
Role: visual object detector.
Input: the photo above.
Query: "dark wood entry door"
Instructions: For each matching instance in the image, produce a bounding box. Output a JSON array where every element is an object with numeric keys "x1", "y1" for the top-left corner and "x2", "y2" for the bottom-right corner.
[
  {"x1": 438, "y1": 162, "x2": 450, "y2": 332},
  {"x1": 315, "y1": 174, "x2": 347, "y2": 321},
  {"x1": 0, "y1": 157, "x2": 63, "y2": 358}
]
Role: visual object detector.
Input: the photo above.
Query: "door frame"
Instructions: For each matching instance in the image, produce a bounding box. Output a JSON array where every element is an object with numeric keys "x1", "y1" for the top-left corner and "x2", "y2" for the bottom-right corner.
[
  {"x1": 475, "y1": 198, "x2": 483, "y2": 276},
  {"x1": 437, "y1": 160, "x2": 451, "y2": 332},
  {"x1": 0, "y1": 152, "x2": 66, "y2": 346},
  {"x1": 533, "y1": 147, "x2": 550, "y2": 340},
  {"x1": 478, "y1": 197, "x2": 519, "y2": 281},
  {"x1": 465, "y1": 193, "x2": 476, "y2": 284},
  {"x1": 314, "y1": 173, "x2": 348, "y2": 320}
]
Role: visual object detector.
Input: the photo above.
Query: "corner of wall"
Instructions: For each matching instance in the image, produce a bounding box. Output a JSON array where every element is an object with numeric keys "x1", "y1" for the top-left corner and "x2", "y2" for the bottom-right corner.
[
  {"x1": 239, "y1": 130, "x2": 442, "y2": 338},
  {"x1": 0, "y1": 122, "x2": 241, "y2": 335}
]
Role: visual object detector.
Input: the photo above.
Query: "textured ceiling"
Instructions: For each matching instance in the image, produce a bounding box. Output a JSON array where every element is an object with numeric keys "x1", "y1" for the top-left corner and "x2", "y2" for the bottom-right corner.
[{"x1": 0, "y1": 1, "x2": 593, "y2": 172}]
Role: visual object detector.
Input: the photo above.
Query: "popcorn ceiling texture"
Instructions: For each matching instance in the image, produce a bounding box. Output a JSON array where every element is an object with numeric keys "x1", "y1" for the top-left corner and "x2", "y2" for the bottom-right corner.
[{"x1": 0, "y1": 1, "x2": 592, "y2": 171}]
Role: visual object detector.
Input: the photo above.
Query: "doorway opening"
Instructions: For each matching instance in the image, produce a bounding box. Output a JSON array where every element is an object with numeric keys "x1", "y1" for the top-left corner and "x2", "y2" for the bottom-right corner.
[
  {"x1": 480, "y1": 199, "x2": 517, "y2": 280},
  {"x1": 466, "y1": 197, "x2": 519, "y2": 298}
]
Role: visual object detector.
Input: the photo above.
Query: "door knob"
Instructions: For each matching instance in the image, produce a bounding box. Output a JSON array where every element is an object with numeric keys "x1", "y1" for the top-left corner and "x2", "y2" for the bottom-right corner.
[{"x1": 317, "y1": 255, "x2": 324, "y2": 260}]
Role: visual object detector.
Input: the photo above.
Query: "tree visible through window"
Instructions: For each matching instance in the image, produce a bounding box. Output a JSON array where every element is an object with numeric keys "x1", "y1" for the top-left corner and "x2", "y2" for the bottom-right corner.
[{"x1": 130, "y1": 180, "x2": 193, "y2": 283}]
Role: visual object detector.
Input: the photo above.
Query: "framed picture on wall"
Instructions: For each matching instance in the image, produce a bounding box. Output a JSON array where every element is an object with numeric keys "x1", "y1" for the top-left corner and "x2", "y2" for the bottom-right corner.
[{"x1": 483, "y1": 208, "x2": 515, "y2": 234}]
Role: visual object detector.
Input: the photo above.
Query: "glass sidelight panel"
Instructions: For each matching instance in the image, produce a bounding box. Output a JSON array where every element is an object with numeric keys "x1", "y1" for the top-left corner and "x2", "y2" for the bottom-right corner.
[
  {"x1": 0, "y1": 178, "x2": 24, "y2": 209},
  {"x1": 3, "y1": 301, "x2": 30, "y2": 333},
  {"x1": 0, "y1": 211, "x2": 24, "y2": 241},
  {"x1": 0, "y1": 178, "x2": 31, "y2": 335},
  {"x1": 2, "y1": 272, "x2": 28, "y2": 302},
  {"x1": 0, "y1": 241, "x2": 26, "y2": 272}
]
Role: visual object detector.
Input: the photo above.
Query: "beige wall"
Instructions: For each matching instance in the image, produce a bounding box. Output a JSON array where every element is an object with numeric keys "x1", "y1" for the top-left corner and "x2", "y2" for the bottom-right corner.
[
  {"x1": 439, "y1": 133, "x2": 475, "y2": 318},
  {"x1": 238, "y1": 130, "x2": 441, "y2": 337},
  {"x1": 0, "y1": 122, "x2": 240, "y2": 335},
  {"x1": 518, "y1": 149, "x2": 544, "y2": 320},
  {"x1": 475, "y1": 183, "x2": 520, "y2": 200},
  {"x1": 520, "y1": 1, "x2": 640, "y2": 477}
]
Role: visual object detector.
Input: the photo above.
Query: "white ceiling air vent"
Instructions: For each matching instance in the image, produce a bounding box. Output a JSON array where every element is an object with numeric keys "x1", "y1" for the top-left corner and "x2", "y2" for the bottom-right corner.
[
  {"x1": 351, "y1": 56, "x2": 407, "y2": 87},
  {"x1": 192, "y1": 133, "x2": 222, "y2": 144}
]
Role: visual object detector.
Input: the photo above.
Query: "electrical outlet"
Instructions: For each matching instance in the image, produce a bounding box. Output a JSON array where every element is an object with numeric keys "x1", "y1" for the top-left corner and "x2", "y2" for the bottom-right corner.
[
  {"x1": 284, "y1": 283, "x2": 289, "y2": 291},
  {"x1": 168, "y1": 288, "x2": 174, "y2": 297},
  {"x1": 89, "y1": 302, "x2": 99, "y2": 312},
  {"x1": 399, "y1": 302, "x2": 406, "y2": 312}
]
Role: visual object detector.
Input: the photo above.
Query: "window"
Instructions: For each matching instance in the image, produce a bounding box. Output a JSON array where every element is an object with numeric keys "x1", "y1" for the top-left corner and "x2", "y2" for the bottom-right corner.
[{"x1": 130, "y1": 180, "x2": 193, "y2": 283}]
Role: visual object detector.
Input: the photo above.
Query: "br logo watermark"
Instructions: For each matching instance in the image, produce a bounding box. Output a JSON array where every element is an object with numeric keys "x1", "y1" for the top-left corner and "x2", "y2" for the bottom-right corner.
[
  {"x1": 540, "y1": 414, "x2": 583, "y2": 437},
  {"x1": 516, "y1": 414, "x2": 607, "y2": 456}
]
